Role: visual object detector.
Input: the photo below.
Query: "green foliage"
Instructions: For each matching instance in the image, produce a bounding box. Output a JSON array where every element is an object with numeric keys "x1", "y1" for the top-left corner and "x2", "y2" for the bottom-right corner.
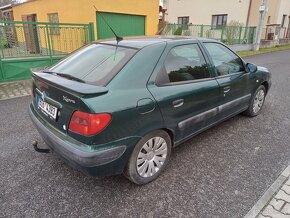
[
  {"x1": 224, "y1": 20, "x2": 244, "y2": 45},
  {"x1": 174, "y1": 27, "x2": 182, "y2": 35},
  {"x1": 0, "y1": 0, "x2": 16, "y2": 6},
  {"x1": 0, "y1": 36, "x2": 7, "y2": 49}
]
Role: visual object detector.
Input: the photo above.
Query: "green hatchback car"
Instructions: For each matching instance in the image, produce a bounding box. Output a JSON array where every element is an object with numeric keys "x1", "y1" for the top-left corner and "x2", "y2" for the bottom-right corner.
[{"x1": 29, "y1": 37, "x2": 271, "y2": 185}]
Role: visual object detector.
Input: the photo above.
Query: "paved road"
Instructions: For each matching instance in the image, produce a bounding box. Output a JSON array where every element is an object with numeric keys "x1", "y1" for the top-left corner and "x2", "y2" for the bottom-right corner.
[{"x1": 1, "y1": 50, "x2": 290, "y2": 218}]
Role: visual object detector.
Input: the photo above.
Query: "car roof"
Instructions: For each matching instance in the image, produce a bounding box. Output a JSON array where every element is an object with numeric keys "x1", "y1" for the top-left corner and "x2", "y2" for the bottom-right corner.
[{"x1": 97, "y1": 36, "x2": 218, "y2": 49}]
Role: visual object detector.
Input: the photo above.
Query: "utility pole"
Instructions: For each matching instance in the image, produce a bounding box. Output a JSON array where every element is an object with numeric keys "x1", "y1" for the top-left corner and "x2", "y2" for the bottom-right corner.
[{"x1": 254, "y1": 0, "x2": 268, "y2": 50}]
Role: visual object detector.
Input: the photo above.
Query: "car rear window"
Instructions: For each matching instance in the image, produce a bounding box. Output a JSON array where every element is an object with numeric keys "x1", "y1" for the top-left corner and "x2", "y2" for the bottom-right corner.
[{"x1": 48, "y1": 43, "x2": 137, "y2": 86}]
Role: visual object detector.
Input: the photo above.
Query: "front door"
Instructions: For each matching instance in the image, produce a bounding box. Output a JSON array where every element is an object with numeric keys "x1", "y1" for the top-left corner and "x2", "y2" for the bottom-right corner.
[
  {"x1": 202, "y1": 42, "x2": 251, "y2": 117},
  {"x1": 22, "y1": 14, "x2": 40, "y2": 54},
  {"x1": 148, "y1": 43, "x2": 221, "y2": 143}
]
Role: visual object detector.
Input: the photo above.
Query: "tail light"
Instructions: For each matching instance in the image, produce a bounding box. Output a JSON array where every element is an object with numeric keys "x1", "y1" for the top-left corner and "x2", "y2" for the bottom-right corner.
[{"x1": 69, "y1": 111, "x2": 112, "y2": 136}]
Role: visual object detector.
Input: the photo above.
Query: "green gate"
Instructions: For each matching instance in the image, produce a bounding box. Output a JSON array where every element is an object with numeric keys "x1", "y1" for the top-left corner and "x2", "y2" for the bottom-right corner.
[
  {"x1": 0, "y1": 20, "x2": 95, "y2": 82},
  {"x1": 97, "y1": 12, "x2": 145, "y2": 39}
]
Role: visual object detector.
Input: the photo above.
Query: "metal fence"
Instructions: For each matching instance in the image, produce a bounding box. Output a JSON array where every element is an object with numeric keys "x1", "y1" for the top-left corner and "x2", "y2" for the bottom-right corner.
[
  {"x1": 158, "y1": 24, "x2": 256, "y2": 45},
  {"x1": 0, "y1": 20, "x2": 95, "y2": 59},
  {"x1": 0, "y1": 20, "x2": 95, "y2": 82},
  {"x1": 261, "y1": 26, "x2": 290, "y2": 40}
]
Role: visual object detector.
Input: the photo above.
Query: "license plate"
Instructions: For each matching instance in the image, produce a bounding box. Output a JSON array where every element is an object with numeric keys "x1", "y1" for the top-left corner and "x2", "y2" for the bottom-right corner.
[{"x1": 36, "y1": 96, "x2": 58, "y2": 119}]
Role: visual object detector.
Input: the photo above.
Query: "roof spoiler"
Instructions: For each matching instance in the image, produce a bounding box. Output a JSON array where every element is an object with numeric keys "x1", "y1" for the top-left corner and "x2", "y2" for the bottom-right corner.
[{"x1": 32, "y1": 70, "x2": 109, "y2": 96}]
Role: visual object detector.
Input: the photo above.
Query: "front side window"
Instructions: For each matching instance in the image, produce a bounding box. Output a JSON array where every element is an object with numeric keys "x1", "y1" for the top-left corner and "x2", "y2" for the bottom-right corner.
[
  {"x1": 204, "y1": 43, "x2": 245, "y2": 76},
  {"x1": 162, "y1": 44, "x2": 210, "y2": 83},
  {"x1": 212, "y1": 14, "x2": 227, "y2": 29},
  {"x1": 49, "y1": 44, "x2": 137, "y2": 86}
]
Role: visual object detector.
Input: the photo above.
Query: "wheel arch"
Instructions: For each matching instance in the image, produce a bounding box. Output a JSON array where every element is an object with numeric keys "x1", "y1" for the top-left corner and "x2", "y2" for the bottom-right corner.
[
  {"x1": 161, "y1": 128, "x2": 175, "y2": 147},
  {"x1": 261, "y1": 81, "x2": 269, "y2": 93}
]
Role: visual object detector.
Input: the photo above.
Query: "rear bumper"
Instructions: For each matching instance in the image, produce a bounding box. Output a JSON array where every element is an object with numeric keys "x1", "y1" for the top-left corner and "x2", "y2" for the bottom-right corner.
[{"x1": 29, "y1": 104, "x2": 139, "y2": 176}]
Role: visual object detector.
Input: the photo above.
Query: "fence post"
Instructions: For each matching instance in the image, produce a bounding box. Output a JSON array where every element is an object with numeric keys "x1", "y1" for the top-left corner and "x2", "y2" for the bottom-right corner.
[
  {"x1": 221, "y1": 26, "x2": 225, "y2": 41},
  {"x1": 172, "y1": 24, "x2": 176, "y2": 35},
  {"x1": 45, "y1": 24, "x2": 53, "y2": 64},
  {"x1": 89, "y1": 22, "x2": 95, "y2": 41},
  {"x1": 200, "y1": 25, "x2": 204, "y2": 37},
  {"x1": 238, "y1": 26, "x2": 243, "y2": 44},
  {"x1": 0, "y1": 57, "x2": 4, "y2": 82},
  {"x1": 251, "y1": 27, "x2": 256, "y2": 43}
]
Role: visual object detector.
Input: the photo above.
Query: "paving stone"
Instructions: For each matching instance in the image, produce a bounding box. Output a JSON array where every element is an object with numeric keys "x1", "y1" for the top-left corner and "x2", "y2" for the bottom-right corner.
[
  {"x1": 281, "y1": 203, "x2": 290, "y2": 215},
  {"x1": 0, "y1": 80, "x2": 31, "y2": 100},
  {"x1": 257, "y1": 214, "x2": 270, "y2": 218},
  {"x1": 262, "y1": 205, "x2": 289, "y2": 218},
  {"x1": 282, "y1": 185, "x2": 290, "y2": 194},
  {"x1": 275, "y1": 190, "x2": 290, "y2": 203},
  {"x1": 286, "y1": 178, "x2": 290, "y2": 186},
  {"x1": 270, "y1": 198, "x2": 286, "y2": 211}
]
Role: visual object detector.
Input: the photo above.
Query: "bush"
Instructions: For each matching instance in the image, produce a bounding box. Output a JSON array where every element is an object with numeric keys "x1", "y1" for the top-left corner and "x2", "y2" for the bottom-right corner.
[
  {"x1": 0, "y1": 36, "x2": 8, "y2": 49},
  {"x1": 174, "y1": 27, "x2": 182, "y2": 35},
  {"x1": 224, "y1": 20, "x2": 243, "y2": 45}
]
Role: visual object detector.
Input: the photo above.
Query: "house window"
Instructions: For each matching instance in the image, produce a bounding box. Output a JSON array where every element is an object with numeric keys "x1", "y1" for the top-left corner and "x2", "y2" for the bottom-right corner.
[
  {"x1": 48, "y1": 13, "x2": 60, "y2": 35},
  {"x1": 178, "y1": 16, "x2": 189, "y2": 25},
  {"x1": 212, "y1": 14, "x2": 227, "y2": 29},
  {"x1": 281, "y1": 14, "x2": 287, "y2": 27}
]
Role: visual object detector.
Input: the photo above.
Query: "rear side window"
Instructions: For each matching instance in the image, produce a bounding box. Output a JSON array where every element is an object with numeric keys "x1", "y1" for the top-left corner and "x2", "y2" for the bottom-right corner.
[
  {"x1": 162, "y1": 44, "x2": 210, "y2": 83},
  {"x1": 203, "y1": 42, "x2": 245, "y2": 76},
  {"x1": 48, "y1": 44, "x2": 137, "y2": 86}
]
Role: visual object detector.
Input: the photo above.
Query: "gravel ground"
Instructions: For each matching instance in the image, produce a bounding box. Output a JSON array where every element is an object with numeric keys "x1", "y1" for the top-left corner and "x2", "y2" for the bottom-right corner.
[{"x1": 0, "y1": 50, "x2": 290, "y2": 217}]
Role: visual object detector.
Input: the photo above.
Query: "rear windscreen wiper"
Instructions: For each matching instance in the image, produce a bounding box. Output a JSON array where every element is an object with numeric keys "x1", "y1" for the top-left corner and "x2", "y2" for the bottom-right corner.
[
  {"x1": 55, "y1": 73, "x2": 86, "y2": 83},
  {"x1": 42, "y1": 70, "x2": 58, "y2": 75},
  {"x1": 42, "y1": 70, "x2": 85, "y2": 83}
]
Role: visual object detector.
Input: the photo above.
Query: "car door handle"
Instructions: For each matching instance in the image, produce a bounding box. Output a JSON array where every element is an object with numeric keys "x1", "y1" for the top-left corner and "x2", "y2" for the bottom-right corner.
[
  {"x1": 223, "y1": 86, "x2": 231, "y2": 93},
  {"x1": 172, "y1": 99, "x2": 184, "y2": 108}
]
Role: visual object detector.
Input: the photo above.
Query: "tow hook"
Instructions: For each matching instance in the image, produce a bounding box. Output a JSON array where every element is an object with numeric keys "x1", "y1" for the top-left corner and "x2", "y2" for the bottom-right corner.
[{"x1": 32, "y1": 140, "x2": 50, "y2": 153}]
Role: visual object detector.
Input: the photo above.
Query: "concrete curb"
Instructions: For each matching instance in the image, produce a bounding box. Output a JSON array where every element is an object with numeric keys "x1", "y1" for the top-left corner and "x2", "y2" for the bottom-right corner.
[{"x1": 244, "y1": 164, "x2": 290, "y2": 218}]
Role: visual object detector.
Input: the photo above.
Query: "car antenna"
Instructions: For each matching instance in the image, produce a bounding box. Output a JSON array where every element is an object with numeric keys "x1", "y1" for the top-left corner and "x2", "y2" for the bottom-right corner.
[{"x1": 93, "y1": 5, "x2": 123, "y2": 43}]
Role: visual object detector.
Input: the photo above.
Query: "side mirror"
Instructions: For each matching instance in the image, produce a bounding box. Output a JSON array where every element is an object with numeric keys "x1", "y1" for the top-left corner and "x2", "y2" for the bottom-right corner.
[{"x1": 246, "y1": 63, "x2": 258, "y2": 73}]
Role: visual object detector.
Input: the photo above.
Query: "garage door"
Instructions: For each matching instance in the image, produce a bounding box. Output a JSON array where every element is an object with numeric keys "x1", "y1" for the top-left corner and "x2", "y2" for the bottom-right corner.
[{"x1": 97, "y1": 12, "x2": 145, "y2": 39}]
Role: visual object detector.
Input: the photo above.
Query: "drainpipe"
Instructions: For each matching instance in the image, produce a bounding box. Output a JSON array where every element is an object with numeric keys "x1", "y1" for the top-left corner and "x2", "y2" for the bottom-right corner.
[
  {"x1": 246, "y1": 0, "x2": 253, "y2": 28},
  {"x1": 244, "y1": 0, "x2": 253, "y2": 41}
]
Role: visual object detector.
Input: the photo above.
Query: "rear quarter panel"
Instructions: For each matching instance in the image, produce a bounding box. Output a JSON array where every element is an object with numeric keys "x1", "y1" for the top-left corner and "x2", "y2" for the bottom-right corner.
[{"x1": 83, "y1": 43, "x2": 167, "y2": 146}]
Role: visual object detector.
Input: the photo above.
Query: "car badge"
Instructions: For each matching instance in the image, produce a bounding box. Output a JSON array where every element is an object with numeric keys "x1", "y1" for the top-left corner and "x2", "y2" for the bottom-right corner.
[{"x1": 63, "y1": 96, "x2": 76, "y2": 104}]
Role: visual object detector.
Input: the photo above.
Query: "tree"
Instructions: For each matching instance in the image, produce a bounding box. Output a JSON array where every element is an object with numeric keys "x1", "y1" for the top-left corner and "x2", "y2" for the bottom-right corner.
[{"x1": 0, "y1": 0, "x2": 17, "y2": 7}]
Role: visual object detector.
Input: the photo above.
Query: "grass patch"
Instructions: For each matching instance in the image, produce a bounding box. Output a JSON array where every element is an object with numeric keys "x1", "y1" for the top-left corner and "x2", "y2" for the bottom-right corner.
[{"x1": 237, "y1": 44, "x2": 290, "y2": 57}]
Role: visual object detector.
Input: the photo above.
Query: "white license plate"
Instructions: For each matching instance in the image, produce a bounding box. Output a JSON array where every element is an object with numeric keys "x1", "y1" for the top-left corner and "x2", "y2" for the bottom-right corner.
[{"x1": 37, "y1": 96, "x2": 58, "y2": 119}]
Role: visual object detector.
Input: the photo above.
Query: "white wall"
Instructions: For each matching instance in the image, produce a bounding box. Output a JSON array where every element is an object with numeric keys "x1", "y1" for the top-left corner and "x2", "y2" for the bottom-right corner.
[
  {"x1": 276, "y1": 0, "x2": 290, "y2": 27},
  {"x1": 164, "y1": 0, "x2": 251, "y2": 25}
]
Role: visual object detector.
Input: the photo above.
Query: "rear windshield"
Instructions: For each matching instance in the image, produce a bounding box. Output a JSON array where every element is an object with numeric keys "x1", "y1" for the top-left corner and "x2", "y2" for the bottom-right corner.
[{"x1": 48, "y1": 43, "x2": 137, "y2": 86}]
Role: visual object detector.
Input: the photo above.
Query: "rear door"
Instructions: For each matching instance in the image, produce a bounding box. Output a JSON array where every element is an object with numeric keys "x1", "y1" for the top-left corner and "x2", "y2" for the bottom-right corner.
[
  {"x1": 148, "y1": 43, "x2": 221, "y2": 143},
  {"x1": 202, "y1": 42, "x2": 251, "y2": 117}
]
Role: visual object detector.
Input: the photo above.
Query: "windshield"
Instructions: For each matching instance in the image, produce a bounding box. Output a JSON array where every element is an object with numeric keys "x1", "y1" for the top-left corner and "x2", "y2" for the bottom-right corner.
[{"x1": 48, "y1": 44, "x2": 137, "y2": 86}]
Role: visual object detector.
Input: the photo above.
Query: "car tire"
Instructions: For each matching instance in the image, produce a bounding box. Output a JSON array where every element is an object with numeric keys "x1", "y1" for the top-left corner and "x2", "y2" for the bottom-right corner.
[
  {"x1": 124, "y1": 130, "x2": 172, "y2": 185},
  {"x1": 244, "y1": 85, "x2": 266, "y2": 117}
]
